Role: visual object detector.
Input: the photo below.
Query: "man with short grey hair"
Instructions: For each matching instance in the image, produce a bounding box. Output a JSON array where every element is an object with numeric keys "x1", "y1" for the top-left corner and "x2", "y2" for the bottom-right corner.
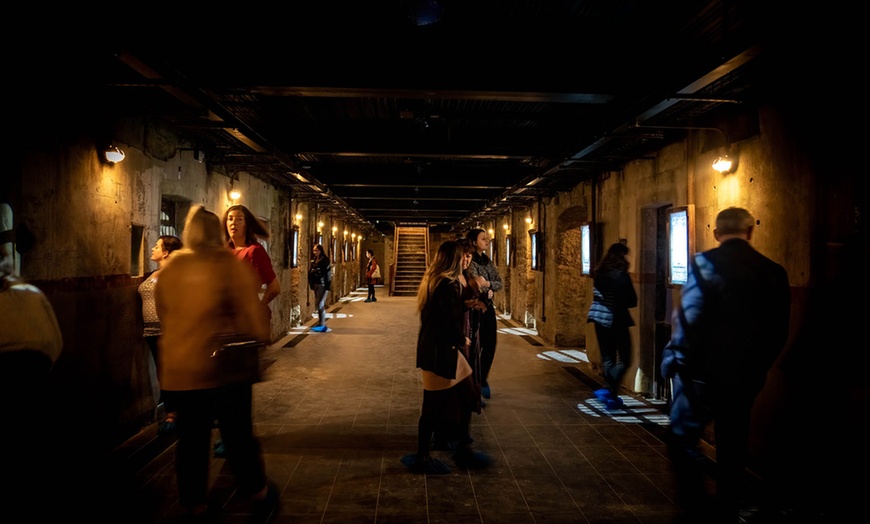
[{"x1": 662, "y1": 206, "x2": 791, "y2": 521}]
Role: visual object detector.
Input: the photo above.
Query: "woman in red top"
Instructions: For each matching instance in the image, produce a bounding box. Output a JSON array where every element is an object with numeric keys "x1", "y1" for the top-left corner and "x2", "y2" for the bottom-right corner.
[{"x1": 222, "y1": 205, "x2": 280, "y2": 321}]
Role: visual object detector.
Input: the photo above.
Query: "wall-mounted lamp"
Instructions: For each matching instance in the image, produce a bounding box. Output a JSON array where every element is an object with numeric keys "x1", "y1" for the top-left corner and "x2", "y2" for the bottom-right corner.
[
  {"x1": 712, "y1": 154, "x2": 734, "y2": 173},
  {"x1": 332, "y1": 226, "x2": 338, "y2": 234},
  {"x1": 295, "y1": 213, "x2": 303, "y2": 222},
  {"x1": 525, "y1": 216, "x2": 533, "y2": 228},
  {"x1": 488, "y1": 228, "x2": 494, "y2": 236},
  {"x1": 228, "y1": 177, "x2": 241, "y2": 201},
  {"x1": 317, "y1": 221, "x2": 324, "y2": 232},
  {"x1": 104, "y1": 146, "x2": 126, "y2": 164},
  {"x1": 503, "y1": 223, "x2": 509, "y2": 231}
]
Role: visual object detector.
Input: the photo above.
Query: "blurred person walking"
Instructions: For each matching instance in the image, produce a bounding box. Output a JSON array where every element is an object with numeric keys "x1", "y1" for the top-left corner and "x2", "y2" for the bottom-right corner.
[
  {"x1": 661, "y1": 207, "x2": 790, "y2": 522},
  {"x1": 155, "y1": 205, "x2": 278, "y2": 521}
]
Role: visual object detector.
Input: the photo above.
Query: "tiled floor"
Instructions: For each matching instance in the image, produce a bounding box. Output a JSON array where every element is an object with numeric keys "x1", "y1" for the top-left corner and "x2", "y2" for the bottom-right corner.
[{"x1": 66, "y1": 288, "x2": 812, "y2": 523}]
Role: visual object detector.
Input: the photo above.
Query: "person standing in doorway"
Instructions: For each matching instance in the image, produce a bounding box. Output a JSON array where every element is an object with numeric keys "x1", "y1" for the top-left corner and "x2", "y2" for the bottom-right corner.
[
  {"x1": 308, "y1": 244, "x2": 331, "y2": 332},
  {"x1": 138, "y1": 234, "x2": 183, "y2": 435},
  {"x1": 364, "y1": 248, "x2": 379, "y2": 302},
  {"x1": 465, "y1": 228, "x2": 503, "y2": 401},
  {"x1": 585, "y1": 242, "x2": 637, "y2": 410},
  {"x1": 661, "y1": 207, "x2": 790, "y2": 521}
]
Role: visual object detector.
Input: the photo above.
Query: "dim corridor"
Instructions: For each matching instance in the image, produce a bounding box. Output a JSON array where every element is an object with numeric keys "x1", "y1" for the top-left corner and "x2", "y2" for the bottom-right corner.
[{"x1": 46, "y1": 287, "x2": 837, "y2": 523}]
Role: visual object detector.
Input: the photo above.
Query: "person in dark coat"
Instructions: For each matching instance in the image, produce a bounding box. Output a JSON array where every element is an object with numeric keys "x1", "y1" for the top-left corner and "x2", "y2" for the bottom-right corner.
[
  {"x1": 308, "y1": 244, "x2": 331, "y2": 332},
  {"x1": 465, "y1": 228, "x2": 503, "y2": 400},
  {"x1": 401, "y1": 240, "x2": 492, "y2": 474},
  {"x1": 586, "y1": 242, "x2": 638, "y2": 409},
  {"x1": 661, "y1": 207, "x2": 790, "y2": 521}
]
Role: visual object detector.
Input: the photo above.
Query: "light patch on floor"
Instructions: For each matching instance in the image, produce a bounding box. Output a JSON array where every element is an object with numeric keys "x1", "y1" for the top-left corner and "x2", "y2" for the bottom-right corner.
[
  {"x1": 536, "y1": 349, "x2": 589, "y2": 363},
  {"x1": 575, "y1": 396, "x2": 671, "y2": 426}
]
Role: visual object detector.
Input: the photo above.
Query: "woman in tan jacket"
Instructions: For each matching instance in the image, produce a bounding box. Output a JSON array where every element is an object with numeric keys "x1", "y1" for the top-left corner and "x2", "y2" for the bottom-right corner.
[{"x1": 155, "y1": 205, "x2": 277, "y2": 520}]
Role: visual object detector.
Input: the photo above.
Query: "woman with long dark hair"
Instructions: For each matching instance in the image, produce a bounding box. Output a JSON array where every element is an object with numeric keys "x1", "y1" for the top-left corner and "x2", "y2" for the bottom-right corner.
[
  {"x1": 401, "y1": 240, "x2": 491, "y2": 474},
  {"x1": 308, "y1": 244, "x2": 331, "y2": 332},
  {"x1": 586, "y1": 242, "x2": 637, "y2": 409},
  {"x1": 222, "y1": 204, "x2": 280, "y2": 319},
  {"x1": 465, "y1": 228, "x2": 503, "y2": 401}
]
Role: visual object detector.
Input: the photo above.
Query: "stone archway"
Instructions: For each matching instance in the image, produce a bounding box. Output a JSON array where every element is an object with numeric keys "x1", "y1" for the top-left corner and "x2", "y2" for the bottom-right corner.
[{"x1": 550, "y1": 204, "x2": 590, "y2": 347}]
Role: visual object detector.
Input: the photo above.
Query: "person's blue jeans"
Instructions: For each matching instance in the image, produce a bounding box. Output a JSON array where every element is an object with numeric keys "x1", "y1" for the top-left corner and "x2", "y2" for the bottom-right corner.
[{"x1": 314, "y1": 283, "x2": 329, "y2": 326}]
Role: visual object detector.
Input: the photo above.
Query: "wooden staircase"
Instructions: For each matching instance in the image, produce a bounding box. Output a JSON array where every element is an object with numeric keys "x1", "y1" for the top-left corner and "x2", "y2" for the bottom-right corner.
[{"x1": 391, "y1": 226, "x2": 428, "y2": 296}]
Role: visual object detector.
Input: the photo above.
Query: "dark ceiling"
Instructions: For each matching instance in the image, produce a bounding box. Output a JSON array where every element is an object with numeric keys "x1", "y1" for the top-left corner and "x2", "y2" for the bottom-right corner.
[{"x1": 15, "y1": 1, "x2": 837, "y2": 235}]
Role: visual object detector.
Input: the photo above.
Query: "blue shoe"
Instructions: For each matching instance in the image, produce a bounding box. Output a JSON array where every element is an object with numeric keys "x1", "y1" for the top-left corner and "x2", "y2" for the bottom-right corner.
[
  {"x1": 158, "y1": 413, "x2": 177, "y2": 436},
  {"x1": 594, "y1": 388, "x2": 613, "y2": 400},
  {"x1": 605, "y1": 397, "x2": 625, "y2": 410},
  {"x1": 310, "y1": 325, "x2": 332, "y2": 332},
  {"x1": 481, "y1": 385, "x2": 491, "y2": 399},
  {"x1": 213, "y1": 438, "x2": 227, "y2": 458}
]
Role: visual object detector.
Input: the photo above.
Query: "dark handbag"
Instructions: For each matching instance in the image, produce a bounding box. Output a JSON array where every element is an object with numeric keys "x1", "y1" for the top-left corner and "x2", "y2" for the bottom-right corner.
[
  {"x1": 210, "y1": 334, "x2": 265, "y2": 385},
  {"x1": 211, "y1": 280, "x2": 267, "y2": 386}
]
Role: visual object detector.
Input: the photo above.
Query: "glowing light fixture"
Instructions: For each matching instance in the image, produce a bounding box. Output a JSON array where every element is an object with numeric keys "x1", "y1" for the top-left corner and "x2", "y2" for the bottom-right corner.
[
  {"x1": 712, "y1": 155, "x2": 734, "y2": 173},
  {"x1": 228, "y1": 173, "x2": 242, "y2": 200},
  {"x1": 104, "y1": 146, "x2": 126, "y2": 163},
  {"x1": 295, "y1": 213, "x2": 303, "y2": 221}
]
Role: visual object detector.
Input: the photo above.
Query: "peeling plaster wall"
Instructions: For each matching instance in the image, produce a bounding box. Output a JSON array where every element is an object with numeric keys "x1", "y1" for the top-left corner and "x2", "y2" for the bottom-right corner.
[{"x1": 11, "y1": 128, "x2": 308, "y2": 451}]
